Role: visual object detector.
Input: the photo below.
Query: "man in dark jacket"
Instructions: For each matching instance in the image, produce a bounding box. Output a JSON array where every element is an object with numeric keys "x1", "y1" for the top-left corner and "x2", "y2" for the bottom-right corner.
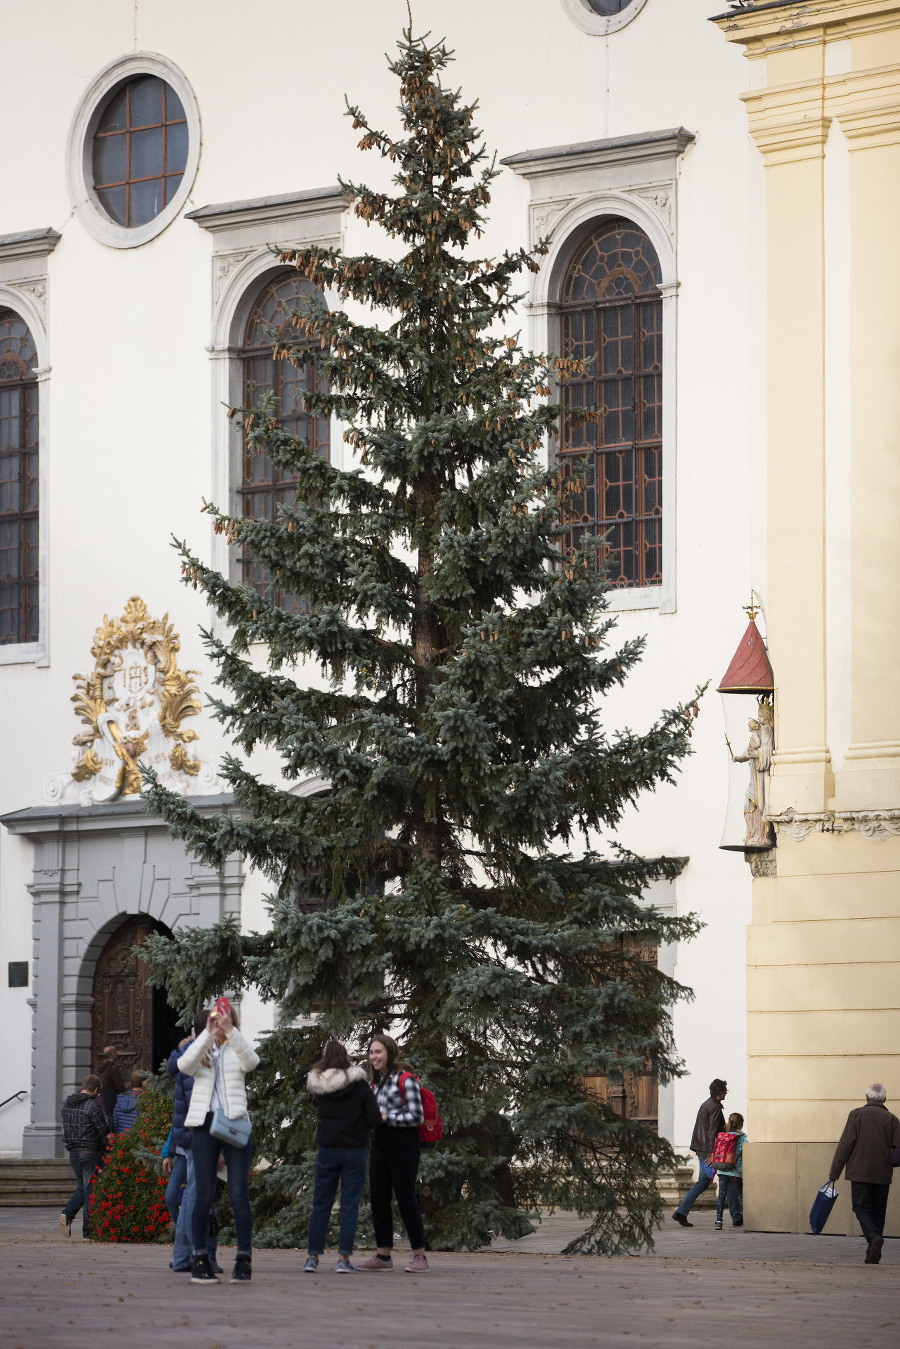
[
  {"x1": 672, "y1": 1078, "x2": 728, "y2": 1227},
  {"x1": 829, "y1": 1083, "x2": 900, "y2": 1264},
  {"x1": 96, "y1": 1046, "x2": 126, "y2": 1122},
  {"x1": 60, "y1": 1074, "x2": 111, "y2": 1238}
]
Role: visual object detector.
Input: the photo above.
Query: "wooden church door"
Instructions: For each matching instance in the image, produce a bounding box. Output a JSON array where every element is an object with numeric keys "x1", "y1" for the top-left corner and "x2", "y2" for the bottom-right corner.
[{"x1": 91, "y1": 915, "x2": 172, "y2": 1080}]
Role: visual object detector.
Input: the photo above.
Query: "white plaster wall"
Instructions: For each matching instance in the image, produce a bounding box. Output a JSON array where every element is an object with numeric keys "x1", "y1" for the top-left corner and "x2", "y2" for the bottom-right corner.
[{"x1": 1, "y1": 0, "x2": 755, "y2": 1156}]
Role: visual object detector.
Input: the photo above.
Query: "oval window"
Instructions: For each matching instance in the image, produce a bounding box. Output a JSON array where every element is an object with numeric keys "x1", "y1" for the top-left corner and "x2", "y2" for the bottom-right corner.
[
  {"x1": 92, "y1": 75, "x2": 188, "y2": 228},
  {"x1": 588, "y1": 0, "x2": 635, "y2": 12}
]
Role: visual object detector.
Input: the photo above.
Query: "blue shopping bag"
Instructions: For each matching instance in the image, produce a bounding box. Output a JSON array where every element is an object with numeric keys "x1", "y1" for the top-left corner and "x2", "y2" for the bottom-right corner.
[{"x1": 809, "y1": 1180, "x2": 838, "y2": 1234}]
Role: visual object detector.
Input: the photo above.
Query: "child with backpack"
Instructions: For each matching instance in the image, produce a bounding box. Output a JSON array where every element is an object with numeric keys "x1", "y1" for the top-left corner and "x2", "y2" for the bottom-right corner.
[
  {"x1": 303, "y1": 1039, "x2": 383, "y2": 1273},
  {"x1": 711, "y1": 1111, "x2": 746, "y2": 1229},
  {"x1": 358, "y1": 1034, "x2": 434, "y2": 1273}
]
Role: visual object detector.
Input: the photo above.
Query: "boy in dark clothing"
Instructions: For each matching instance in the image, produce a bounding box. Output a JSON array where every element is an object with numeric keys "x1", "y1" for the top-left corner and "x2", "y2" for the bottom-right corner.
[
  {"x1": 60, "y1": 1074, "x2": 110, "y2": 1238},
  {"x1": 672, "y1": 1078, "x2": 728, "y2": 1227}
]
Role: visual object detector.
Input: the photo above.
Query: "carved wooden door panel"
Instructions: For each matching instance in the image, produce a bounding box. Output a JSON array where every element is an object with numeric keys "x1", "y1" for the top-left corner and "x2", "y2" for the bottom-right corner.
[
  {"x1": 91, "y1": 915, "x2": 159, "y2": 1080},
  {"x1": 582, "y1": 941, "x2": 659, "y2": 1132}
]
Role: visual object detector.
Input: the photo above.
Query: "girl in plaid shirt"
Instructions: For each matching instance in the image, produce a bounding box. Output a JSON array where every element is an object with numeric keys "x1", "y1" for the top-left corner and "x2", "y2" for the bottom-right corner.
[{"x1": 357, "y1": 1034, "x2": 429, "y2": 1273}]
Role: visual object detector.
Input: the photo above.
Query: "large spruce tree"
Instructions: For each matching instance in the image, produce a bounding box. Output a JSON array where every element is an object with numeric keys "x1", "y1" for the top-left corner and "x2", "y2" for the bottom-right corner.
[{"x1": 142, "y1": 22, "x2": 701, "y2": 1254}]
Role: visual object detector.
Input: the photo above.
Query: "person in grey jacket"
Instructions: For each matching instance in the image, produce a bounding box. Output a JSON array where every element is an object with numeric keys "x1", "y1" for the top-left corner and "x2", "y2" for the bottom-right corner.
[
  {"x1": 829, "y1": 1083, "x2": 900, "y2": 1265},
  {"x1": 672, "y1": 1078, "x2": 728, "y2": 1227}
]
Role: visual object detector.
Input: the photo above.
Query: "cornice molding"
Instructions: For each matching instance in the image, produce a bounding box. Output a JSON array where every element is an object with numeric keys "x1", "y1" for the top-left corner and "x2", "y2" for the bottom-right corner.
[
  {"x1": 186, "y1": 185, "x2": 350, "y2": 235},
  {"x1": 0, "y1": 228, "x2": 61, "y2": 264},
  {"x1": 741, "y1": 80, "x2": 831, "y2": 162},
  {"x1": 713, "y1": 1, "x2": 900, "y2": 54},
  {"x1": 827, "y1": 63, "x2": 900, "y2": 145},
  {"x1": 501, "y1": 129, "x2": 695, "y2": 182}
]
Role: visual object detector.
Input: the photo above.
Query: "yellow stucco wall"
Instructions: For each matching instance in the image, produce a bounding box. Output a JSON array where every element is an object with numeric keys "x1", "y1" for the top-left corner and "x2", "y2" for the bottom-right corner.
[{"x1": 716, "y1": 0, "x2": 900, "y2": 1233}]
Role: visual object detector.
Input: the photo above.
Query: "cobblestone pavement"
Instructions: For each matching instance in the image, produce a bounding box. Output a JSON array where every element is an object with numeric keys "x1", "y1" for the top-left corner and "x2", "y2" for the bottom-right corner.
[{"x1": 1, "y1": 1209, "x2": 896, "y2": 1349}]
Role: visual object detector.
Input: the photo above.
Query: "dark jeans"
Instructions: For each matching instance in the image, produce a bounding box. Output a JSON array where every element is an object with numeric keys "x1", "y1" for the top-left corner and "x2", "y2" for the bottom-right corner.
[
  {"x1": 716, "y1": 1175, "x2": 743, "y2": 1224},
  {"x1": 851, "y1": 1181, "x2": 890, "y2": 1243},
  {"x1": 370, "y1": 1126, "x2": 425, "y2": 1251},
  {"x1": 63, "y1": 1150, "x2": 104, "y2": 1236},
  {"x1": 676, "y1": 1157, "x2": 713, "y2": 1217},
  {"x1": 191, "y1": 1113, "x2": 253, "y2": 1256},
  {"x1": 164, "y1": 1152, "x2": 187, "y2": 1225},
  {"x1": 307, "y1": 1146, "x2": 368, "y2": 1256}
]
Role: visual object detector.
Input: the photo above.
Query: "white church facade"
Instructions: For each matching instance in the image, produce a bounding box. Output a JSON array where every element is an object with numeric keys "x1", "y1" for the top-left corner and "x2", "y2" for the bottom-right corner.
[{"x1": 1, "y1": 0, "x2": 767, "y2": 1187}]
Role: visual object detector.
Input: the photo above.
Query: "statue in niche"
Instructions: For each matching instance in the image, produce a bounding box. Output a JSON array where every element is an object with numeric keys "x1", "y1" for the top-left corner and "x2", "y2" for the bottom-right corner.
[{"x1": 727, "y1": 699, "x2": 774, "y2": 849}]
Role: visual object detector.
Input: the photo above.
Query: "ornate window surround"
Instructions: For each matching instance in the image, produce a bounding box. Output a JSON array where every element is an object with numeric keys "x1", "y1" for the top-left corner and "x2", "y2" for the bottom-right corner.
[
  {"x1": 65, "y1": 52, "x2": 201, "y2": 250},
  {"x1": 561, "y1": 0, "x2": 651, "y2": 37},
  {"x1": 187, "y1": 187, "x2": 350, "y2": 606},
  {"x1": 502, "y1": 129, "x2": 694, "y2": 614},
  {"x1": 0, "y1": 227, "x2": 58, "y2": 666}
]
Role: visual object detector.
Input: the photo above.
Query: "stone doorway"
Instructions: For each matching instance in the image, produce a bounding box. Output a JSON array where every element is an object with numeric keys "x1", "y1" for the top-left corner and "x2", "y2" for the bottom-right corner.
[{"x1": 91, "y1": 915, "x2": 181, "y2": 1080}]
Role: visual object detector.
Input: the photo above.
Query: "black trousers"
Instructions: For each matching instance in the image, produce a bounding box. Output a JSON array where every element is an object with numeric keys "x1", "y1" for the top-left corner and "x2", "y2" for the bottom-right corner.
[
  {"x1": 370, "y1": 1126, "x2": 425, "y2": 1251},
  {"x1": 851, "y1": 1182, "x2": 890, "y2": 1242}
]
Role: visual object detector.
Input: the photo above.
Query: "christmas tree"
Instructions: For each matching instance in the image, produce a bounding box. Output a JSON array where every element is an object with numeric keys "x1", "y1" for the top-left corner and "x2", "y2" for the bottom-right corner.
[{"x1": 142, "y1": 20, "x2": 701, "y2": 1254}]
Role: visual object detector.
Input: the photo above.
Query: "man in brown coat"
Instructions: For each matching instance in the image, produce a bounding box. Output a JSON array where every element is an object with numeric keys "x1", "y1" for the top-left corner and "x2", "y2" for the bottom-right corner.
[
  {"x1": 829, "y1": 1083, "x2": 900, "y2": 1264},
  {"x1": 672, "y1": 1078, "x2": 728, "y2": 1227}
]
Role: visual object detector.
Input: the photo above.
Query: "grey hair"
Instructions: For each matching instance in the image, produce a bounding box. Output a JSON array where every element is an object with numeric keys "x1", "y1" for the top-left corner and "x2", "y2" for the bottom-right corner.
[{"x1": 866, "y1": 1083, "x2": 887, "y2": 1103}]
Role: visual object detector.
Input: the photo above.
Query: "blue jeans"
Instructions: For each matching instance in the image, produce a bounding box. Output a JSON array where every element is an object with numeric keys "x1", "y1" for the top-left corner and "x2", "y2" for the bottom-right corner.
[
  {"x1": 676, "y1": 1157, "x2": 714, "y2": 1217},
  {"x1": 165, "y1": 1152, "x2": 187, "y2": 1225},
  {"x1": 191, "y1": 1113, "x2": 253, "y2": 1257},
  {"x1": 307, "y1": 1146, "x2": 369, "y2": 1257},
  {"x1": 173, "y1": 1152, "x2": 218, "y2": 1269},
  {"x1": 63, "y1": 1150, "x2": 104, "y2": 1237},
  {"x1": 716, "y1": 1174, "x2": 743, "y2": 1224}
]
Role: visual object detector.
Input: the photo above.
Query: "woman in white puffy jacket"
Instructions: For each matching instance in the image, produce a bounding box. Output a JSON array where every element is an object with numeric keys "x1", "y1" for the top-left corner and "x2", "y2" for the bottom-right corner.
[{"x1": 177, "y1": 1004, "x2": 259, "y2": 1285}]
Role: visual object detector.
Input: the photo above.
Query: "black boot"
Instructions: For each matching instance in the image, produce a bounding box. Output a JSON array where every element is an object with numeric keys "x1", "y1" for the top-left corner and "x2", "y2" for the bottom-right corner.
[
  {"x1": 231, "y1": 1252, "x2": 252, "y2": 1283},
  {"x1": 866, "y1": 1235, "x2": 884, "y2": 1265},
  {"x1": 191, "y1": 1253, "x2": 219, "y2": 1284}
]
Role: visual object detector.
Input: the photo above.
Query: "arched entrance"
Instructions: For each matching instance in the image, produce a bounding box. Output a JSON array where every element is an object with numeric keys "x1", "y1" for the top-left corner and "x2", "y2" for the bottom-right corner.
[{"x1": 91, "y1": 915, "x2": 181, "y2": 1078}]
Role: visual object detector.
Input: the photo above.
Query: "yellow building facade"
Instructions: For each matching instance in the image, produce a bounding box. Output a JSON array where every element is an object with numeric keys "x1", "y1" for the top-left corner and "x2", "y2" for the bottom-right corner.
[{"x1": 715, "y1": 0, "x2": 900, "y2": 1234}]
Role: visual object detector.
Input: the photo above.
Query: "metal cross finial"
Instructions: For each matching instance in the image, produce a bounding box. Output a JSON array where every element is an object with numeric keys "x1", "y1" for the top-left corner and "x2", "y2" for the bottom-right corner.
[{"x1": 743, "y1": 593, "x2": 761, "y2": 622}]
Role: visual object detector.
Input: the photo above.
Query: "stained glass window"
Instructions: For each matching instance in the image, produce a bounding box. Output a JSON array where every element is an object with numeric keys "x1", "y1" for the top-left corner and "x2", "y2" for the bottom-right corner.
[
  {"x1": 239, "y1": 273, "x2": 329, "y2": 610},
  {"x1": 559, "y1": 220, "x2": 662, "y2": 589},
  {"x1": 92, "y1": 76, "x2": 188, "y2": 227},
  {"x1": 0, "y1": 310, "x2": 39, "y2": 644}
]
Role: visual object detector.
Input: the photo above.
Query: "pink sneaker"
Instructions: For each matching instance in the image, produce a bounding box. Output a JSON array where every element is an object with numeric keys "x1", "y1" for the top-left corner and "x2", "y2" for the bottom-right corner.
[
  {"x1": 404, "y1": 1254, "x2": 429, "y2": 1273},
  {"x1": 357, "y1": 1254, "x2": 393, "y2": 1270}
]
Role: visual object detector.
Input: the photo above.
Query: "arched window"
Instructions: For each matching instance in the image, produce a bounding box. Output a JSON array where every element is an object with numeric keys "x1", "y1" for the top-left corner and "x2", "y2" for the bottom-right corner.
[
  {"x1": 0, "y1": 309, "x2": 39, "y2": 644},
  {"x1": 239, "y1": 272, "x2": 329, "y2": 609},
  {"x1": 560, "y1": 219, "x2": 662, "y2": 589}
]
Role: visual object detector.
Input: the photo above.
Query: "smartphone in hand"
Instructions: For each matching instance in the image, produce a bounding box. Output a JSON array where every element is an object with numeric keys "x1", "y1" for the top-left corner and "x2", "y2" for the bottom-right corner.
[{"x1": 215, "y1": 995, "x2": 229, "y2": 1019}]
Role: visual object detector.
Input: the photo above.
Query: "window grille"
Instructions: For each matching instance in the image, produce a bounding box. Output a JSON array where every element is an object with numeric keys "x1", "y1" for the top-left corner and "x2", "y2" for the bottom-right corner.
[
  {"x1": 559, "y1": 220, "x2": 662, "y2": 589},
  {"x1": 92, "y1": 76, "x2": 188, "y2": 228},
  {"x1": 239, "y1": 273, "x2": 329, "y2": 610},
  {"x1": 0, "y1": 310, "x2": 39, "y2": 644}
]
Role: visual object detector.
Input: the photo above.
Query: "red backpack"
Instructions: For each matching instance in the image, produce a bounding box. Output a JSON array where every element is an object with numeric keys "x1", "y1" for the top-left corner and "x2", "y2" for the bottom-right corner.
[
  {"x1": 397, "y1": 1071, "x2": 443, "y2": 1147},
  {"x1": 710, "y1": 1131, "x2": 737, "y2": 1166}
]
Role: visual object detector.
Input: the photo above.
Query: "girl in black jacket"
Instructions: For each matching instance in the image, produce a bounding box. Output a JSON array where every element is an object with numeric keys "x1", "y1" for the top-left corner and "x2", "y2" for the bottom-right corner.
[{"x1": 304, "y1": 1040, "x2": 382, "y2": 1273}]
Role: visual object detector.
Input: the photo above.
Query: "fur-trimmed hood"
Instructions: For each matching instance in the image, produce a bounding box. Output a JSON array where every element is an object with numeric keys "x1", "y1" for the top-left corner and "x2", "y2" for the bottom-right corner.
[{"x1": 306, "y1": 1064, "x2": 369, "y2": 1097}]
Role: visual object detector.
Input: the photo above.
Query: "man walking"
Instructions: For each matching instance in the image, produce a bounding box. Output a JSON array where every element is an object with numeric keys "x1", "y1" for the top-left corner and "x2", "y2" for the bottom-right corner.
[
  {"x1": 60, "y1": 1074, "x2": 111, "y2": 1238},
  {"x1": 829, "y1": 1083, "x2": 900, "y2": 1264},
  {"x1": 672, "y1": 1078, "x2": 728, "y2": 1227}
]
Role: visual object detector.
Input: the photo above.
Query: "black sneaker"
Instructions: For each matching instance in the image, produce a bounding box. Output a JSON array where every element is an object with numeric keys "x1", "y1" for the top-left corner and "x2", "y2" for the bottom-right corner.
[
  {"x1": 231, "y1": 1253, "x2": 252, "y2": 1283},
  {"x1": 671, "y1": 1211, "x2": 692, "y2": 1227},
  {"x1": 191, "y1": 1253, "x2": 219, "y2": 1285},
  {"x1": 867, "y1": 1235, "x2": 884, "y2": 1265}
]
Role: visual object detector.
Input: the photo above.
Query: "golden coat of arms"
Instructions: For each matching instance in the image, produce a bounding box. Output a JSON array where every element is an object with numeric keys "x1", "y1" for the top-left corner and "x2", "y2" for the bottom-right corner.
[{"x1": 42, "y1": 597, "x2": 217, "y2": 806}]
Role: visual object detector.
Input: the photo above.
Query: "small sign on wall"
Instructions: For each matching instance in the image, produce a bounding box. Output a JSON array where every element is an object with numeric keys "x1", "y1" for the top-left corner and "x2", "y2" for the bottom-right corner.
[{"x1": 8, "y1": 961, "x2": 28, "y2": 988}]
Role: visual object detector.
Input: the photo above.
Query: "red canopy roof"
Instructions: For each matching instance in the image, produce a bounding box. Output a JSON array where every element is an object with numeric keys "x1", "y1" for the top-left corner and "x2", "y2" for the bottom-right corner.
[{"x1": 717, "y1": 619, "x2": 774, "y2": 693}]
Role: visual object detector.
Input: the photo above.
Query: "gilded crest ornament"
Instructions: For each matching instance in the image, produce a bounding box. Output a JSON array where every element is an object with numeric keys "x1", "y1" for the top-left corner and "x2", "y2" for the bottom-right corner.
[{"x1": 43, "y1": 596, "x2": 218, "y2": 806}]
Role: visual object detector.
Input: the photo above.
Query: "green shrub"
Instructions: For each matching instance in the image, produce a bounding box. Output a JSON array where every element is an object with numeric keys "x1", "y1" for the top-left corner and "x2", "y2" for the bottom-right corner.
[{"x1": 91, "y1": 1087, "x2": 173, "y2": 1243}]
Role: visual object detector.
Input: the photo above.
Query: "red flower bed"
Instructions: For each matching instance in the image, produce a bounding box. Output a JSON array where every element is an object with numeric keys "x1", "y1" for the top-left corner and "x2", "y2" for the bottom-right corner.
[{"x1": 90, "y1": 1088, "x2": 173, "y2": 1243}]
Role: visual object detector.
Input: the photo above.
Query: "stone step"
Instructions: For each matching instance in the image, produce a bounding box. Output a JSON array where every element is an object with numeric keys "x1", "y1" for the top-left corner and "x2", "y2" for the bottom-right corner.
[{"x1": 0, "y1": 1158, "x2": 74, "y2": 1207}]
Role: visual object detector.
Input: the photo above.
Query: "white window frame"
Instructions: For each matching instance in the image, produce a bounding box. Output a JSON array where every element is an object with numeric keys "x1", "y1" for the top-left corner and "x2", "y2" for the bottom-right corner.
[
  {"x1": 65, "y1": 52, "x2": 201, "y2": 250},
  {"x1": 561, "y1": 0, "x2": 651, "y2": 37},
  {"x1": 503, "y1": 131, "x2": 693, "y2": 615},
  {"x1": 0, "y1": 228, "x2": 59, "y2": 666},
  {"x1": 188, "y1": 188, "x2": 350, "y2": 622}
]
